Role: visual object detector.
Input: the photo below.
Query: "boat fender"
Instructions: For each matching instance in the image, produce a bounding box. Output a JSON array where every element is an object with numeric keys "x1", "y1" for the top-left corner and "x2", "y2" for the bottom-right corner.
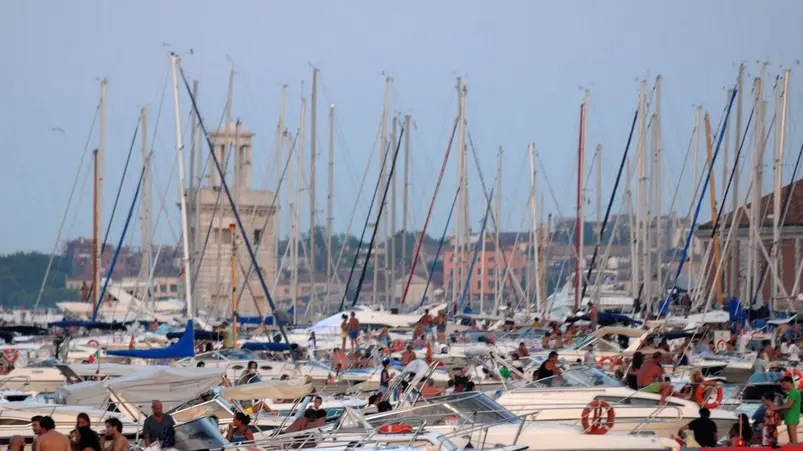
[
  {"x1": 580, "y1": 400, "x2": 615, "y2": 435},
  {"x1": 784, "y1": 369, "x2": 803, "y2": 390},
  {"x1": 378, "y1": 424, "x2": 413, "y2": 434},
  {"x1": 695, "y1": 382, "x2": 724, "y2": 409}
]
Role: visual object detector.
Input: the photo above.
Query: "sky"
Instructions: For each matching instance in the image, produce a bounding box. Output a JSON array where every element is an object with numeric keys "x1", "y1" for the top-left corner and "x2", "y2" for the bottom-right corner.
[{"x1": 1, "y1": 0, "x2": 802, "y2": 254}]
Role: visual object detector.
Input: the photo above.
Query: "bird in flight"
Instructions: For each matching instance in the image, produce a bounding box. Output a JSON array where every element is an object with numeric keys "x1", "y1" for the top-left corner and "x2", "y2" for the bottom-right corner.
[{"x1": 49, "y1": 127, "x2": 65, "y2": 134}]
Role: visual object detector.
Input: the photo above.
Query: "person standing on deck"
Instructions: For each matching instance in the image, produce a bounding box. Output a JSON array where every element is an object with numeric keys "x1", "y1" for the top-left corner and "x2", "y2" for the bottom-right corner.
[
  {"x1": 104, "y1": 418, "x2": 129, "y2": 451},
  {"x1": 588, "y1": 302, "x2": 598, "y2": 331},
  {"x1": 347, "y1": 312, "x2": 360, "y2": 351},
  {"x1": 37, "y1": 416, "x2": 70, "y2": 451},
  {"x1": 339, "y1": 314, "x2": 348, "y2": 350},
  {"x1": 143, "y1": 400, "x2": 175, "y2": 448},
  {"x1": 772, "y1": 376, "x2": 801, "y2": 444}
]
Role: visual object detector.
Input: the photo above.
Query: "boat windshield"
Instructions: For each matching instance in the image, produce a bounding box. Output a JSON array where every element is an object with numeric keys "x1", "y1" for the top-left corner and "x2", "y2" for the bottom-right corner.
[
  {"x1": 564, "y1": 335, "x2": 622, "y2": 353},
  {"x1": 218, "y1": 349, "x2": 256, "y2": 360},
  {"x1": 367, "y1": 392, "x2": 519, "y2": 427},
  {"x1": 748, "y1": 371, "x2": 784, "y2": 385},
  {"x1": 173, "y1": 418, "x2": 230, "y2": 451},
  {"x1": 532, "y1": 366, "x2": 622, "y2": 388},
  {"x1": 503, "y1": 327, "x2": 548, "y2": 340}
]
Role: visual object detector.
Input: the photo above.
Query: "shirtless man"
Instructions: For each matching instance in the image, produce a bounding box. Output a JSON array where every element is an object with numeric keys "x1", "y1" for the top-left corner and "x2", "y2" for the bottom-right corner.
[
  {"x1": 37, "y1": 416, "x2": 70, "y2": 451},
  {"x1": 9, "y1": 415, "x2": 42, "y2": 451},
  {"x1": 104, "y1": 418, "x2": 129, "y2": 451},
  {"x1": 637, "y1": 352, "x2": 672, "y2": 404}
]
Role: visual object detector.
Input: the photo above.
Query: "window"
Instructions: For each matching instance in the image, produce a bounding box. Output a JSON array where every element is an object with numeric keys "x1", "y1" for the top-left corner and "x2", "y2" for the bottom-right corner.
[
  {"x1": 170, "y1": 284, "x2": 178, "y2": 293},
  {"x1": 160, "y1": 284, "x2": 167, "y2": 293},
  {"x1": 488, "y1": 280, "x2": 495, "y2": 290},
  {"x1": 488, "y1": 268, "x2": 496, "y2": 276},
  {"x1": 254, "y1": 229, "x2": 262, "y2": 245}
]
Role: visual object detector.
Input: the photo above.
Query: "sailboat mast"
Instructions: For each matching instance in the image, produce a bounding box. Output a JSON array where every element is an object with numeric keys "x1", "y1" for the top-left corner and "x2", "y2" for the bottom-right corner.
[
  {"x1": 170, "y1": 54, "x2": 194, "y2": 318},
  {"x1": 453, "y1": 78, "x2": 465, "y2": 309},
  {"x1": 92, "y1": 149, "x2": 99, "y2": 312},
  {"x1": 528, "y1": 143, "x2": 538, "y2": 314},
  {"x1": 773, "y1": 69, "x2": 791, "y2": 305},
  {"x1": 390, "y1": 117, "x2": 398, "y2": 305},
  {"x1": 690, "y1": 107, "x2": 701, "y2": 297},
  {"x1": 733, "y1": 64, "x2": 744, "y2": 298},
  {"x1": 636, "y1": 81, "x2": 647, "y2": 309},
  {"x1": 401, "y1": 114, "x2": 411, "y2": 285},
  {"x1": 594, "y1": 143, "x2": 602, "y2": 303},
  {"x1": 219, "y1": 70, "x2": 235, "y2": 305},
  {"x1": 494, "y1": 147, "x2": 503, "y2": 313},
  {"x1": 310, "y1": 69, "x2": 318, "y2": 313},
  {"x1": 375, "y1": 77, "x2": 391, "y2": 306},
  {"x1": 326, "y1": 103, "x2": 335, "y2": 314},
  {"x1": 140, "y1": 107, "x2": 151, "y2": 302},
  {"x1": 294, "y1": 98, "x2": 306, "y2": 323},
  {"x1": 654, "y1": 76, "x2": 663, "y2": 297},
  {"x1": 276, "y1": 85, "x2": 287, "y2": 302},
  {"x1": 574, "y1": 101, "x2": 585, "y2": 311},
  {"x1": 95, "y1": 79, "x2": 106, "y2": 307}
]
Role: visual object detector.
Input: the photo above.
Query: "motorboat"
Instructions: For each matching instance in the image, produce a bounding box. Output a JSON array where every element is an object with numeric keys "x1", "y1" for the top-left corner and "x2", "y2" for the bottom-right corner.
[{"x1": 493, "y1": 365, "x2": 736, "y2": 445}]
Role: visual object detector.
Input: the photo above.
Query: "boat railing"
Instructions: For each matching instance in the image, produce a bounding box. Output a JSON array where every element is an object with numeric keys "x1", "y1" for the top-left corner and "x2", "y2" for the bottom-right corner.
[
  {"x1": 522, "y1": 402, "x2": 684, "y2": 433},
  {"x1": 0, "y1": 375, "x2": 33, "y2": 390}
]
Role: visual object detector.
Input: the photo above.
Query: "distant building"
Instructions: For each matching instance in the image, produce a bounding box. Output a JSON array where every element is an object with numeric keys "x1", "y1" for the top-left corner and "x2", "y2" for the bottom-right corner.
[{"x1": 186, "y1": 123, "x2": 277, "y2": 315}]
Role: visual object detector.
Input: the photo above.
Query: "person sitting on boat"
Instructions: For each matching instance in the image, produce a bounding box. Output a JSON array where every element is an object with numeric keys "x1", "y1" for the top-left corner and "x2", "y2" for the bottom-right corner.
[
  {"x1": 238, "y1": 361, "x2": 261, "y2": 385},
  {"x1": 421, "y1": 378, "x2": 443, "y2": 398},
  {"x1": 675, "y1": 370, "x2": 704, "y2": 401},
  {"x1": 435, "y1": 310, "x2": 447, "y2": 342},
  {"x1": 728, "y1": 413, "x2": 754, "y2": 446},
  {"x1": 401, "y1": 345, "x2": 415, "y2": 365},
  {"x1": 368, "y1": 393, "x2": 393, "y2": 413},
  {"x1": 637, "y1": 352, "x2": 672, "y2": 404},
  {"x1": 625, "y1": 352, "x2": 644, "y2": 390},
  {"x1": 534, "y1": 351, "x2": 562, "y2": 386},
  {"x1": 378, "y1": 327, "x2": 391, "y2": 348},
  {"x1": 677, "y1": 407, "x2": 718, "y2": 448},
  {"x1": 515, "y1": 342, "x2": 530, "y2": 358},
  {"x1": 103, "y1": 418, "x2": 128, "y2": 451},
  {"x1": 510, "y1": 353, "x2": 524, "y2": 378}
]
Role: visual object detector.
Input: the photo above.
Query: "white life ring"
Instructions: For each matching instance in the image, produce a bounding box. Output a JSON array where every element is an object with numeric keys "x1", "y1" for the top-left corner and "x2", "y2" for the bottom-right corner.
[
  {"x1": 715, "y1": 339, "x2": 728, "y2": 352},
  {"x1": 87, "y1": 339, "x2": 100, "y2": 348}
]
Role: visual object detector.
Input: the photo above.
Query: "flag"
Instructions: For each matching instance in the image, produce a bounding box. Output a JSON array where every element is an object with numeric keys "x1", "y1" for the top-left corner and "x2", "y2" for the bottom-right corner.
[{"x1": 88, "y1": 349, "x2": 100, "y2": 364}]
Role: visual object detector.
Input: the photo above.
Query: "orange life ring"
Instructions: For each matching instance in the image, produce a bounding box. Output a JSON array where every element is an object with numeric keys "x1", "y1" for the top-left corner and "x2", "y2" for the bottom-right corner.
[
  {"x1": 597, "y1": 356, "x2": 613, "y2": 367},
  {"x1": 695, "y1": 382, "x2": 724, "y2": 409},
  {"x1": 715, "y1": 339, "x2": 728, "y2": 352},
  {"x1": 784, "y1": 369, "x2": 803, "y2": 390},
  {"x1": 378, "y1": 424, "x2": 413, "y2": 434},
  {"x1": 2, "y1": 349, "x2": 19, "y2": 363},
  {"x1": 87, "y1": 339, "x2": 100, "y2": 348},
  {"x1": 581, "y1": 400, "x2": 615, "y2": 435},
  {"x1": 390, "y1": 339, "x2": 404, "y2": 352}
]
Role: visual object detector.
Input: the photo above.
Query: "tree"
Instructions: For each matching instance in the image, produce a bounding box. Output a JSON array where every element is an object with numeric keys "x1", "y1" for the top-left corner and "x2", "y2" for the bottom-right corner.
[{"x1": 0, "y1": 252, "x2": 79, "y2": 308}]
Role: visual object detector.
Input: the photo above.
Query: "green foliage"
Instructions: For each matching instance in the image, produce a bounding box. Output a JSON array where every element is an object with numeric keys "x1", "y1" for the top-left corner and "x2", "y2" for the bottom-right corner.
[{"x1": 0, "y1": 252, "x2": 79, "y2": 308}]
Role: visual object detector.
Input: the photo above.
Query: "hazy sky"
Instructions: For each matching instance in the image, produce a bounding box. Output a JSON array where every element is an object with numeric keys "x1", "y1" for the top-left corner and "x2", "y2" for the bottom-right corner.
[{"x1": 1, "y1": 1, "x2": 802, "y2": 254}]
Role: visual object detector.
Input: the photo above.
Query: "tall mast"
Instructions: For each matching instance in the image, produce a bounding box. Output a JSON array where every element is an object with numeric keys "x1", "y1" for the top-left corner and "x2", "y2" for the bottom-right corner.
[
  {"x1": 218, "y1": 70, "x2": 235, "y2": 303},
  {"x1": 494, "y1": 147, "x2": 503, "y2": 313},
  {"x1": 636, "y1": 81, "x2": 647, "y2": 309},
  {"x1": 309, "y1": 68, "x2": 318, "y2": 312},
  {"x1": 732, "y1": 64, "x2": 744, "y2": 298},
  {"x1": 140, "y1": 107, "x2": 151, "y2": 301},
  {"x1": 594, "y1": 143, "x2": 602, "y2": 304},
  {"x1": 326, "y1": 103, "x2": 335, "y2": 314},
  {"x1": 575, "y1": 92, "x2": 588, "y2": 311},
  {"x1": 721, "y1": 88, "x2": 731, "y2": 293},
  {"x1": 752, "y1": 71, "x2": 765, "y2": 301},
  {"x1": 294, "y1": 97, "x2": 306, "y2": 323},
  {"x1": 390, "y1": 117, "x2": 398, "y2": 305},
  {"x1": 375, "y1": 76, "x2": 392, "y2": 306},
  {"x1": 95, "y1": 79, "x2": 106, "y2": 305},
  {"x1": 188, "y1": 80, "x2": 198, "y2": 305},
  {"x1": 92, "y1": 149, "x2": 99, "y2": 313},
  {"x1": 773, "y1": 69, "x2": 791, "y2": 306},
  {"x1": 455, "y1": 80, "x2": 467, "y2": 309},
  {"x1": 276, "y1": 85, "x2": 287, "y2": 296},
  {"x1": 704, "y1": 114, "x2": 723, "y2": 307},
  {"x1": 690, "y1": 107, "x2": 701, "y2": 297},
  {"x1": 460, "y1": 84, "x2": 470, "y2": 310},
  {"x1": 528, "y1": 143, "x2": 538, "y2": 314},
  {"x1": 401, "y1": 114, "x2": 411, "y2": 286},
  {"x1": 654, "y1": 76, "x2": 663, "y2": 296},
  {"x1": 170, "y1": 54, "x2": 194, "y2": 318}
]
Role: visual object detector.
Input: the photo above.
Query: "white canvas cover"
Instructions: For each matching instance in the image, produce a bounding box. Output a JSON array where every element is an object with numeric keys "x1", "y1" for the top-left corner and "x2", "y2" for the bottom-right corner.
[
  {"x1": 221, "y1": 379, "x2": 312, "y2": 401},
  {"x1": 57, "y1": 366, "x2": 225, "y2": 412}
]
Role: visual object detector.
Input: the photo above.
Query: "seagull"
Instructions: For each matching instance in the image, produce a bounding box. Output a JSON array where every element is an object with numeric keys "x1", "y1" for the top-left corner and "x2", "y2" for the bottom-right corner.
[
  {"x1": 161, "y1": 42, "x2": 170, "y2": 47},
  {"x1": 49, "y1": 127, "x2": 65, "y2": 134}
]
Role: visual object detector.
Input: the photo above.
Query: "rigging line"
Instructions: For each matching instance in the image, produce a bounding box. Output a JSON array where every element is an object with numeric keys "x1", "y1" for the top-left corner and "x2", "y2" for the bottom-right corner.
[
  {"x1": 418, "y1": 179, "x2": 461, "y2": 309},
  {"x1": 456, "y1": 186, "x2": 495, "y2": 317},
  {"x1": 750, "y1": 134, "x2": 803, "y2": 308},
  {"x1": 580, "y1": 108, "x2": 639, "y2": 300},
  {"x1": 88, "y1": 118, "x2": 140, "y2": 302},
  {"x1": 337, "y1": 140, "x2": 390, "y2": 312},
  {"x1": 465, "y1": 131, "x2": 528, "y2": 305},
  {"x1": 660, "y1": 88, "x2": 738, "y2": 314},
  {"x1": 400, "y1": 117, "x2": 459, "y2": 304},
  {"x1": 178, "y1": 61, "x2": 291, "y2": 344},
  {"x1": 34, "y1": 105, "x2": 100, "y2": 310},
  {"x1": 93, "y1": 165, "x2": 146, "y2": 320},
  {"x1": 233, "y1": 129, "x2": 297, "y2": 324},
  {"x1": 350, "y1": 126, "x2": 406, "y2": 308}
]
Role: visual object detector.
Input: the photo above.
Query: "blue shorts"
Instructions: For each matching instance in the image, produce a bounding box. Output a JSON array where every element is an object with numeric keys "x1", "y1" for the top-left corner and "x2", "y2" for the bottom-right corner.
[{"x1": 348, "y1": 330, "x2": 359, "y2": 340}]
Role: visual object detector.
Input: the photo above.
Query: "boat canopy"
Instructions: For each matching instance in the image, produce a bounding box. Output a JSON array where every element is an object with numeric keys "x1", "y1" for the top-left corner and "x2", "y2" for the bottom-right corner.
[
  {"x1": 235, "y1": 314, "x2": 276, "y2": 325},
  {"x1": 56, "y1": 366, "x2": 226, "y2": 412},
  {"x1": 166, "y1": 329, "x2": 222, "y2": 341},
  {"x1": 221, "y1": 378, "x2": 312, "y2": 401},
  {"x1": 48, "y1": 320, "x2": 130, "y2": 331},
  {"x1": 241, "y1": 342, "x2": 298, "y2": 352},
  {"x1": 107, "y1": 320, "x2": 195, "y2": 359}
]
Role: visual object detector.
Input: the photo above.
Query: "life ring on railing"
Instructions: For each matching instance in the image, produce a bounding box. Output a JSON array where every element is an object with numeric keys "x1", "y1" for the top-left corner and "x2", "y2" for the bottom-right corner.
[
  {"x1": 715, "y1": 339, "x2": 728, "y2": 352},
  {"x1": 581, "y1": 400, "x2": 615, "y2": 435},
  {"x1": 3, "y1": 349, "x2": 19, "y2": 363},
  {"x1": 87, "y1": 339, "x2": 100, "y2": 348},
  {"x1": 390, "y1": 339, "x2": 404, "y2": 352},
  {"x1": 378, "y1": 424, "x2": 413, "y2": 434},
  {"x1": 597, "y1": 356, "x2": 612, "y2": 367},
  {"x1": 598, "y1": 356, "x2": 621, "y2": 370},
  {"x1": 695, "y1": 382, "x2": 724, "y2": 409},
  {"x1": 784, "y1": 369, "x2": 803, "y2": 390}
]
